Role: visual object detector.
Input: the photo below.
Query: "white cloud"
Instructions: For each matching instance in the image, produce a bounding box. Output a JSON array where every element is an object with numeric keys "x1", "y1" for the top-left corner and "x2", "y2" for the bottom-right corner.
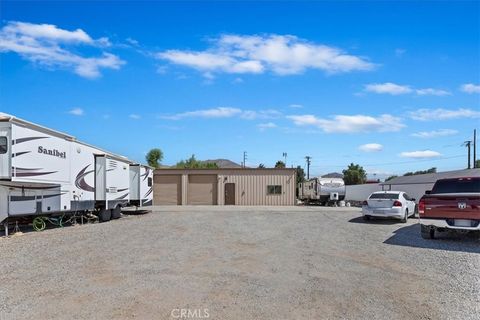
[
  {"x1": 364, "y1": 82, "x2": 412, "y2": 95},
  {"x1": 399, "y1": 150, "x2": 441, "y2": 159},
  {"x1": 287, "y1": 114, "x2": 404, "y2": 133},
  {"x1": 358, "y1": 143, "x2": 383, "y2": 152},
  {"x1": 68, "y1": 108, "x2": 84, "y2": 116},
  {"x1": 257, "y1": 122, "x2": 277, "y2": 131},
  {"x1": 161, "y1": 107, "x2": 242, "y2": 120},
  {"x1": 411, "y1": 129, "x2": 458, "y2": 138},
  {"x1": 233, "y1": 77, "x2": 243, "y2": 84},
  {"x1": 125, "y1": 37, "x2": 139, "y2": 46},
  {"x1": 156, "y1": 34, "x2": 375, "y2": 77},
  {"x1": 415, "y1": 88, "x2": 451, "y2": 96},
  {"x1": 161, "y1": 107, "x2": 281, "y2": 121},
  {"x1": 395, "y1": 48, "x2": 406, "y2": 57},
  {"x1": 365, "y1": 83, "x2": 451, "y2": 96},
  {"x1": 0, "y1": 21, "x2": 124, "y2": 78},
  {"x1": 129, "y1": 114, "x2": 141, "y2": 120},
  {"x1": 460, "y1": 83, "x2": 480, "y2": 94},
  {"x1": 289, "y1": 104, "x2": 303, "y2": 108},
  {"x1": 409, "y1": 108, "x2": 480, "y2": 121}
]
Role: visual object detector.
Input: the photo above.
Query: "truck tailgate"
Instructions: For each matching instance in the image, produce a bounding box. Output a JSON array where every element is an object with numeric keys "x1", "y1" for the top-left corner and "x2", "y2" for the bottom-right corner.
[{"x1": 423, "y1": 194, "x2": 480, "y2": 219}]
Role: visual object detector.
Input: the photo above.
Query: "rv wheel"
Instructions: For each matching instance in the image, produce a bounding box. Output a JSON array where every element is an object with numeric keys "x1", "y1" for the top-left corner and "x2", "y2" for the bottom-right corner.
[
  {"x1": 111, "y1": 206, "x2": 122, "y2": 219},
  {"x1": 98, "y1": 208, "x2": 112, "y2": 222}
]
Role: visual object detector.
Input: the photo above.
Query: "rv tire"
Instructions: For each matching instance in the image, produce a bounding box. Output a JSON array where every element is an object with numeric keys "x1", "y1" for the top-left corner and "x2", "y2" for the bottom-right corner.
[
  {"x1": 111, "y1": 205, "x2": 122, "y2": 219},
  {"x1": 98, "y1": 209, "x2": 112, "y2": 222}
]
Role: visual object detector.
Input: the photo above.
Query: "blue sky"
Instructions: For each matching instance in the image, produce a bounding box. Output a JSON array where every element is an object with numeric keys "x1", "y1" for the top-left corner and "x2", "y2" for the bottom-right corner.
[{"x1": 1, "y1": 1, "x2": 479, "y2": 178}]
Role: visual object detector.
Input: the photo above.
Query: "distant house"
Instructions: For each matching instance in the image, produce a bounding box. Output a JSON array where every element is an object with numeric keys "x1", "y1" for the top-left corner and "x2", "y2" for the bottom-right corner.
[
  {"x1": 202, "y1": 159, "x2": 243, "y2": 168},
  {"x1": 321, "y1": 172, "x2": 343, "y2": 179}
]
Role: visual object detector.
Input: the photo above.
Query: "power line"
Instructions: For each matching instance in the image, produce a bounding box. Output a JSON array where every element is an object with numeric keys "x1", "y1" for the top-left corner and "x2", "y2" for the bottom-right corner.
[{"x1": 308, "y1": 155, "x2": 464, "y2": 168}]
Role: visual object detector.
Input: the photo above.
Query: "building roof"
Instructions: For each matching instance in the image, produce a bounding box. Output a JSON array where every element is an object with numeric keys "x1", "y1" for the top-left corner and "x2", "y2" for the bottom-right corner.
[
  {"x1": 154, "y1": 168, "x2": 296, "y2": 175},
  {"x1": 381, "y1": 168, "x2": 480, "y2": 185}
]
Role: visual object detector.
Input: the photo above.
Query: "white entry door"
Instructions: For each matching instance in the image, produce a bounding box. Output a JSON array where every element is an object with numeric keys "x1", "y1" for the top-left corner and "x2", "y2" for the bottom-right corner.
[{"x1": 0, "y1": 125, "x2": 11, "y2": 179}]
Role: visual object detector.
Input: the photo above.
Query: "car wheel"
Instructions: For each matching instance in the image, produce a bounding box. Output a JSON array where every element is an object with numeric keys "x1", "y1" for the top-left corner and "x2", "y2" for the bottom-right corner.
[
  {"x1": 401, "y1": 209, "x2": 408, "y2": 223},
  {"x1": 421, "y1": 224, "x2": 434, "y2": 239},
  {"x1": 363, "y1": 215, "x2": 370, "y2": 221}
]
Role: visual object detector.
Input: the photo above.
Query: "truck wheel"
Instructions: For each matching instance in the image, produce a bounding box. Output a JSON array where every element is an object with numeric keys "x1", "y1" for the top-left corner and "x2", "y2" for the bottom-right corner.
[
  {"x1": 401, "y1": 209, "x2": 408, "y2": 223},
  {"x1": 471, "y1": 231, "x2": 480, "y2": 240},
  {"x1": 421, "y1": 224, "x2": 434, "y2": 239},
  {"x1": 111, "y1": 205, "x2": 121, "y2": 219},
  {"x1": 98, "y1": 208, "x2": 112, "y2": 222}
]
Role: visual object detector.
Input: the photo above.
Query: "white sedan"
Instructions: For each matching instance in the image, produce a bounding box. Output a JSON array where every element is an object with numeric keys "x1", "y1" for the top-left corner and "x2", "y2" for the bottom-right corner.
[{"x1": 362, "y1": 191, "x2": 416, "y2": 223}]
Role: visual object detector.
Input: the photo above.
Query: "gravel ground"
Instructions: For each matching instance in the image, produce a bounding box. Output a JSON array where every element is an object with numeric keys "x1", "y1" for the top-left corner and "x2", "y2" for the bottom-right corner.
[{"x1": 0, "y1": 206, "x2": 479, "y2": 320}]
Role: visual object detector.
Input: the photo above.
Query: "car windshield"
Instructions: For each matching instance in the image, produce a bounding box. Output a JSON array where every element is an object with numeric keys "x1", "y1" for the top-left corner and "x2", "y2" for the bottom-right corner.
[
  {"x1": 369, "y1": 193, "x2": 399, "y2": 199},
  {"x1": 431, "y1": 178, "x2": 480, "y2": 194}
]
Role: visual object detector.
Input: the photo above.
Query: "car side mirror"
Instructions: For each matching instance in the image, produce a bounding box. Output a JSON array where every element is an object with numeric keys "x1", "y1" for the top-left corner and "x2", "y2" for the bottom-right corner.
[
  {"x1": 411, "y1": 198, "x2": 416, "y2": 202},
  {"x1": 425, "y1": 190, "x2": 431, "y2": 195}
]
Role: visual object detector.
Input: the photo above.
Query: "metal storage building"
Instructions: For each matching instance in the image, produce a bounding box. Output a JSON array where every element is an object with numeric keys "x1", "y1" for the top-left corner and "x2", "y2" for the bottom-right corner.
[
  {"x1": 380, "y1": 168, "x2": 480, "y2": 202},
  {"x1": 153, "y1": 168, "x2": 296, "y2": 206}
]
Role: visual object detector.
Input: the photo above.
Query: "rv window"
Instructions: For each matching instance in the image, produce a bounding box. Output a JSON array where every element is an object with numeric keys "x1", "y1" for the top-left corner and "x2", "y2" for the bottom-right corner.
[
  {"x1": 267, "y1": 185, "x2": 282, "y2": 195},
  {"x1": 148, "y1": 177, "x2": 152, "y2": 187},
  {"x1": 0, "y1": 137, "x2": 7, "y2": 154}
]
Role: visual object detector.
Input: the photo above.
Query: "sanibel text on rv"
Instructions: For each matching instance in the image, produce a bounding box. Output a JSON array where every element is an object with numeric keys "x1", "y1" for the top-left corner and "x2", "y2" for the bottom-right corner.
[{"x1": 38, "y1": 146, "x2": 66, "y2": 159}]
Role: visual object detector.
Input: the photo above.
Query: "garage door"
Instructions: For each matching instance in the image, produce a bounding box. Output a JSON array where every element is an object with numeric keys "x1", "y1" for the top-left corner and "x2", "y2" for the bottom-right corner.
[
  {"x1": 153, "y1": 175, "x2": 182, "y2": 205},
  {"x1": 187, "y1": 175, "x2": 217, "y2": 205}
]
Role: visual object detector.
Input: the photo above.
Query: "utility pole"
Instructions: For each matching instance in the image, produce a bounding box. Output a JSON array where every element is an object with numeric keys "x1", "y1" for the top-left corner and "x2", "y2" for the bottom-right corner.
[
  {"x1": 464, "y1": 140, "x2": 472, "y2": 169},
  {"x1": 282, "y1": 152, "x2": 287, "y2": 167},
  {"x1": 242, "y1": 151, "x2": 247, "y2": 168},
  {"x1": 474, "y1": 129, "x2": 477, "y2": 168},
  {"x1": 305, "y1": 156, "x2": 311, "y2": 179}
]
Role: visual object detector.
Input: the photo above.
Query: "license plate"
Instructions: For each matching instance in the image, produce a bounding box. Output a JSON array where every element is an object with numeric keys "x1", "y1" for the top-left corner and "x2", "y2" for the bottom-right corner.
[
  {"x1": 454, "y1": 219, "x2": 472, "y2": 227},
  {"x1": 373, "y1": 210, "x2": 385, "y2": 214}
]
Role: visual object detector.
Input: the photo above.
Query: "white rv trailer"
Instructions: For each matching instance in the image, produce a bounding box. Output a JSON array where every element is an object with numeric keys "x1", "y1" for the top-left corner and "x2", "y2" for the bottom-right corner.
[
  {"x1": 298, "y1": 177, "x2": 346, "y2": 205},
  {"x1": 0, "y1": 113, "x2": 153, "y2": 230}
]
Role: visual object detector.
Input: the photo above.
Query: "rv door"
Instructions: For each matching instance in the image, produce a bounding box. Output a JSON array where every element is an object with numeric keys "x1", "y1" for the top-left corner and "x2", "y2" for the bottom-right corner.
[{"x1": 0, "y1": 125, "x2": 11, "y2": 179}]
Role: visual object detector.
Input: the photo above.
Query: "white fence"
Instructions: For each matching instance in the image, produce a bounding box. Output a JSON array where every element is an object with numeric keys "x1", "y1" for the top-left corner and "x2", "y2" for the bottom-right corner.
[
  {"x1": 345, "y1": 184, "x2": 382, "y2": 201},
  {"x1": 346, "y1": 182, "x2": 434, "y2": 203}
]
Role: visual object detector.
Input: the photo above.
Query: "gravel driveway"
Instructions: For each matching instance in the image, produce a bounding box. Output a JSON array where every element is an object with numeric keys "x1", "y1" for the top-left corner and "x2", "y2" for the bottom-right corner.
[{"x1": 1, "y1": 206, "x2": 479, "y2": 319}]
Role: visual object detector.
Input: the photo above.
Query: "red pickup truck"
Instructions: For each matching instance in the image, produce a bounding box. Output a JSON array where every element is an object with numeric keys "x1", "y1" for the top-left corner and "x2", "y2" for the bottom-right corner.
[{"x1": 419, "y1": 177, "x2": 480, "y2": 239}]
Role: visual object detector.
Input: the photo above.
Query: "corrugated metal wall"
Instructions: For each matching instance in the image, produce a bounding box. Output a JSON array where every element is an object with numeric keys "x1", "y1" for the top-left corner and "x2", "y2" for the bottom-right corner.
[
  {"x1": 218, "y1": 170, "x2": 295, "y2": 205},
  {"x1": 153, "y1": 169, "x2": 296, "y2": 206}
]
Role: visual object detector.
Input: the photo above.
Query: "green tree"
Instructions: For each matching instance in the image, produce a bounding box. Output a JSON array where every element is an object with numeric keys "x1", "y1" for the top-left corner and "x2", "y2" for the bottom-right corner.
[
  {"x1": 146, "y1": 148, "x2": 163, "y2": 168},
  {"x1": 275, "y1": 160, "x2": 286, "y2": 168},
  {"x1": 175, "y1": 154, "x2": 218, "y2": 169},
  {"x1": 476, "y1": 160, "x2": 480, "y2": 168},
  {"x1": 385, "y1": 175, "x2": 398, "y2": 182},
  {"x1": 258, "y1": 163, "x2": 266, "y2": 168},
  {"x1": 403, "y1": 167, "x2": 437, "y2": 176},
  {"x1": 342, "y1": 163, "x2": 367, "y2": 185},
  {"x1": 296, "y1": 166, "x2": 306, "y2": 184}
]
